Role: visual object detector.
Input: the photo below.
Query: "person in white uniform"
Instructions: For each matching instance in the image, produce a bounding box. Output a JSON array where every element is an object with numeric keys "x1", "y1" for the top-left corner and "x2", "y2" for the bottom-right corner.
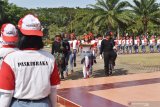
[
  {"x1": 0, "y1": 14, "x2": 60, "y2": 107},
  {"x1": 80, "y1": 34, "x2": 94, "y2": 79},
  {"x1": 0, "y1": 23, "x2": 18, "y2": 66},
  {"x1": 156, "y1": 36, "x2": 160, "y2": 52},
  {"x1": 68, "y1": 33, "x2": 78, "y2": 73}
]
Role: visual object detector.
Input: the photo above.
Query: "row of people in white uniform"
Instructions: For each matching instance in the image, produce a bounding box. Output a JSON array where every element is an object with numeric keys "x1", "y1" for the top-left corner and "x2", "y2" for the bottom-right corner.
[{"x1": 115, "y1": 36, "x2": 160, "y2": 53}]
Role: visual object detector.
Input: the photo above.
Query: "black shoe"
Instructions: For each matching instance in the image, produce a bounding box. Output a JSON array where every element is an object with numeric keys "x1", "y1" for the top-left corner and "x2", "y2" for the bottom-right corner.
[
  {"x1": 74, "y1": 63, "x2": 76, "y2": 67},
  {"x1": 104, "y1": 71, "x2": 110, "y2": 76},
  {"x1": 81, "y1": 58, "x2": 85, "y2": 64},
  {"x1": 94, "y1": 60, "x2": 97, "y2": 64},
  {"x1": 109, "y1": 71, "x2": 112, "y2": 75},
  {"x1": 61, "y1": 76, "x2": 65, "y2": 80}
]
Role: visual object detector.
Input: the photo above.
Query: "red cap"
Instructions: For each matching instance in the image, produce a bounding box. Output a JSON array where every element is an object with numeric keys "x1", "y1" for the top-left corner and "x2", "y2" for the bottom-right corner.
[
  {"x1": 18, "y1": 14, "x2": 43, "y2": 36},
  {"x1": 1, "y1": 23, "x2": 18, "y2": 42}
]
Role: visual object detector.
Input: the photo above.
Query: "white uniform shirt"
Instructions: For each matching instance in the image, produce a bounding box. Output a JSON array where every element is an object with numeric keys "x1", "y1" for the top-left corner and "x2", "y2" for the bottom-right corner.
[
  {"x1": 0, "y1": 49, "x2": 60, "y2": 99},
  {"x1": 126, "y1": 40, "x2": 130, "y2": 45},
  {"x1": 98, "y1": 40, "x2": 102, "y2": 47},
  {"x1": 129, "y1": 39, "x2": 133, "y2": 45},
  {"x1": 122, "y1": 40, "x2": 126, "y2": 46},
  {"x1": 118, "y1": 40, "x2": 122, "y2": 45},
  {"x1": 0, "y1": 46, "x2": 18, "y2": 66},
  {"x1": 142, "y1": 40, "x2": 145, "y2": 45},
  {"x1": 134, "y1": 40, "x2": 138, "y2": 45},
  {"x1": 69, "y1": 40, "x2": 78, "y2": 50},
  {"x1": 157, "y1": 39, "x2": 160, "y2": 45}
]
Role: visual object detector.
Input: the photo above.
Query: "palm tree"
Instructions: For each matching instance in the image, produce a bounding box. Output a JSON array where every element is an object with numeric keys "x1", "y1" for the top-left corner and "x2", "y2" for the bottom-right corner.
[
  {"x1": 129, "y1": 0, "x2": 160, "y2": 35},
  {"x1": 89, "y1": 0, "x2": 131, "y2": 32}
]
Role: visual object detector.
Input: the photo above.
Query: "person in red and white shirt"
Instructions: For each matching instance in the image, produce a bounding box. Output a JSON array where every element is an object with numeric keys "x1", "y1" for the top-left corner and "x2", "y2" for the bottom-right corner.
[
  {"x1": 89, "y1": 32, "x2": 97, "y2": 63},
  {"x1": 117, "y1": 36, "x2": 122, "y2": 54},
  {"x1": 129, "y1": 36, "x2": 133, "y2": 53},
  {"x1": 149, "y1": 35, "x2": 156, "y2": 53},
  {"x1": 125, "y1": 36, "x2": 130, "y2": 54},
  {"x1": 97, "y1": 34, "x2": 103, "y2": 56},
  {"x1": 134, "y1": 36, "x2": 140, "y2": 53},
  {"x1": 121, "y1": 36, "x2": 126, "y2": 53},
  {"x1": 68, "y1": 33, "x2": 78, "y2": 73},
  {"x1": 141, "y1": 35, "x2": 148, "y2": 53},
  {"x1": 0, "y1": 14, "x2": 60, "y2": 107},
  {"x1": 0, "y1": 23, "x2": 18, "y2": 66},
  {"x1": 80, "y1": 34, "x2": 94, "y2": 78},
  {"x1": 156, "y1": 36, "x2": 160, "y2": 52}
]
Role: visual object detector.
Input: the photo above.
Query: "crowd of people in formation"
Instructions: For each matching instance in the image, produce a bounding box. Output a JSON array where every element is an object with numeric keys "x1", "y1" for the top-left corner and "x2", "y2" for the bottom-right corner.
[
  {"x1": 115, "y1": 35, "x2": 160, "y2": 54},
  {"x1": 51, "y1": 31, "x2": 118, "y2": 79},
  {"x1": 50, "y1": 32, "x2": 160, "y2": 79},
  {"x1": 0, "y1": 13, "x2": 160, "y2": 107}
]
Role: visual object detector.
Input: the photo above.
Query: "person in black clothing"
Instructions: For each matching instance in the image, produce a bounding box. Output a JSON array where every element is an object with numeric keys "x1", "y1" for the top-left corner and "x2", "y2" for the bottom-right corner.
[
  {"x1": 62, "y1": 33, "x2": 70, "y2": 77},
  {"x1": 51, "y1": 34, "x2": 69, "y2": 79},
  {"x1": 100, "y1": 31, "x2": 117, "y2": 76}
]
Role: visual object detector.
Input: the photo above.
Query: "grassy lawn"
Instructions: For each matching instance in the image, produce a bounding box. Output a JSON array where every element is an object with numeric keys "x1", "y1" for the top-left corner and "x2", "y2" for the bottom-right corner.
[
  {"x1": 117, "y1": 53, "x2": 160, "y2": 67},
  {"x1": 66, "y1": 53, "x2": 160, "y2": 80}
]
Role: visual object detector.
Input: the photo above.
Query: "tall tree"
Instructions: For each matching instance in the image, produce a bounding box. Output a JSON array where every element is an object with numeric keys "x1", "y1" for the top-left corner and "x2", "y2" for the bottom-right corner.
[
  {"x1": 89, "y1": 0, "x2": 130, "y2": 32},
  {"x1": 129, "y1": 0, "x2": 160, "y2": 35}
]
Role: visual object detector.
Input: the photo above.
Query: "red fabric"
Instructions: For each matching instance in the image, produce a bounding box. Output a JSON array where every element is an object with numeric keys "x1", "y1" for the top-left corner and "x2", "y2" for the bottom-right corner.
[
  {"x1": 2, "y1": 45, "x2": 16, "y2": 48},
  {"x1": 0, "y1": 62, "x2": 15, "y2": 90},
  {"x1": 50, "y1": 62, "x2": 60, "y2": 86}
]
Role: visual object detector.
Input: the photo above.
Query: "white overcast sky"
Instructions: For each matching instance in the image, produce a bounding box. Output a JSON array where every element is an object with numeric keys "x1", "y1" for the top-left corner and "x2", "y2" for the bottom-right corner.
[{"x1": 8, "y1": 0, "x2": 136, "y2": 9}]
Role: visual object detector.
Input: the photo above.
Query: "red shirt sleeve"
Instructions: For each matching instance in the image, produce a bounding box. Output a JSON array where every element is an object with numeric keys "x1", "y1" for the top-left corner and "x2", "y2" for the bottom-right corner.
[
  {"x1": 0, "y1": 61, "x2": 15, "y2": 91},
  {"x1": 50, "y1": 62, "x2": 60, "y2": 86}
]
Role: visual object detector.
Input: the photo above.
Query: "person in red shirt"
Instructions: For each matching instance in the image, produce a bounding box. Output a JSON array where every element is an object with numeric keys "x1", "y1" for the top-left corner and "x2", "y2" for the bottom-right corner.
[
  {"x1": 0, "y1": 23, "x2": 18, "y2": 66},
  {"x1": 149, "y1": 35, "x2": 156, "y2": 53},
  {"x1": 0, "y1": 14, "x2": 60, "y2": 107},
  {"x1": 156, "y1": 36, "x2": 160, "y2": 52}
]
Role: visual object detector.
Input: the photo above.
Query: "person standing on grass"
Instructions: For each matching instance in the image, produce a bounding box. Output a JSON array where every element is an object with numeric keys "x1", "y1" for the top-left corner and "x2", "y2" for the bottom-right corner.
[
  {"x1": 134, "y1": 36, "x2": 139, "y2": 54},
  {"x1": 129, "y1": 36, "x2": 133, "y2": 54},
  {"x1": 141, "y1": 35, "x2": 148, "y2": 53},
  {"x1": 0, "y1": 23, "x2": 18, "y2": 66},
  {"x1": 149, "y1": 35, "x2": 156, "y2": 53},
  {"x1": 0, "y1": 14, "x2": 60, "y2": 107},
  {"x1": 156, "y1": 36, "x2": 160, "y2": 53},
  {"x1": 121, "y1": 36, "x2": 126, "y2": 54}
]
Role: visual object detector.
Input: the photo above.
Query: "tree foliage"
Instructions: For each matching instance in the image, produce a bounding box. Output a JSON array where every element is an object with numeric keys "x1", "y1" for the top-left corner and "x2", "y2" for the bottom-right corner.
[{"x1": 1, "y1": 0, "x2": 160, "y2": 38}]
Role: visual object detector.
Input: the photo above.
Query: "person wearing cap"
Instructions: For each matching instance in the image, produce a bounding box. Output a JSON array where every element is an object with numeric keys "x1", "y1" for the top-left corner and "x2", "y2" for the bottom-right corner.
[
  {"x1": 100, "y1": 31, "x2": 117, "y2": 76},
  {"x1": 0, "y1": 23, "x2": 18, "y2": 66},
  {"x1": 80, "y1": 34, "x2": 94, "y2": 78},
  {"x1": 0, "y1": 14, "x2": 60, "y2": 107}
]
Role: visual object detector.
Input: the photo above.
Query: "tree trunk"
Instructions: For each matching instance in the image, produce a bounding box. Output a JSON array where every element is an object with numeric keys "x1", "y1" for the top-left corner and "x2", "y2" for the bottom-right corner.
[
  {"x1": 142, "y1": 17, "x2": 148, "y2": 35},
  {"x1": 144, "y1": 23, "x2": 148, "y2": 35},
  {"x1": 117, "y1": 25, "x2": 120, "y2": 39}
]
